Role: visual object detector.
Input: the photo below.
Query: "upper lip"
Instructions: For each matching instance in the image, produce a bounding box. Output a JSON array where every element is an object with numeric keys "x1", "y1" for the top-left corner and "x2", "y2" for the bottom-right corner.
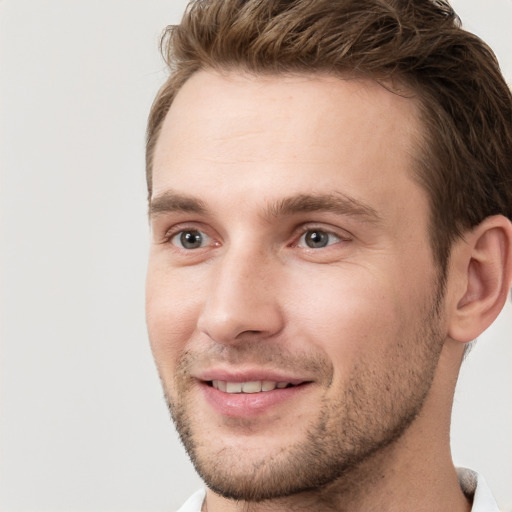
[{"x1": 195, "y1": 368, "x2": 312, "y2": 385}]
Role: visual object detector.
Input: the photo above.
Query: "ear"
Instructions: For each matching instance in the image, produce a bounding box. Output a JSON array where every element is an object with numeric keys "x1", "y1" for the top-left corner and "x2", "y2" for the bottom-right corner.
[{"x1": 448, "y1": 215, "x2": 512, "y2": 343}]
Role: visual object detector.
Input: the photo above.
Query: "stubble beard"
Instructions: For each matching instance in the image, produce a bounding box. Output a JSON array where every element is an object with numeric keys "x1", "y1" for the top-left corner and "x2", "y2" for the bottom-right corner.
[{"x1": 162, "y1": 285, "x2": 446, "y2": 502}]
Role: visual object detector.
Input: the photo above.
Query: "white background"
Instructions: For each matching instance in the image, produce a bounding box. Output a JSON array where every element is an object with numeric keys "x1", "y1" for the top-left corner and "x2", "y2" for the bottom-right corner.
[{"x1": 1, "y1": 1, "x2": 511, "y2": 510}]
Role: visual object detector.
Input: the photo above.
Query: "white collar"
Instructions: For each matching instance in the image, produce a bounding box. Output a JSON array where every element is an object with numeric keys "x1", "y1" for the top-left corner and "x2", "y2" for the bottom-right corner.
[{"x1": 457, "y1": 467, "x2": 500, "y2": 511}]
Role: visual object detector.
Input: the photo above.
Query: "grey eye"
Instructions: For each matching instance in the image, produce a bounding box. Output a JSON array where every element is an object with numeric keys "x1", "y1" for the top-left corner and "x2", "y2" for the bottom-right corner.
[
  {"x1": 173, "y1": 230, "x2": 206, "y2": 249},
  {"x1": 299, "y1": 230, "x2": 341, "y2": 249},
  {"x1": 304, "y1": 230, "x2": 329, "y2": 248}
]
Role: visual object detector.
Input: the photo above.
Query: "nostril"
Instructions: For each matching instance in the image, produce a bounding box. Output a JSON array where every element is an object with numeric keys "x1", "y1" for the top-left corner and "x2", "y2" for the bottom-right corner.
[{"x1": 235, "y1": 329, "x2": 263, "y2": 339}]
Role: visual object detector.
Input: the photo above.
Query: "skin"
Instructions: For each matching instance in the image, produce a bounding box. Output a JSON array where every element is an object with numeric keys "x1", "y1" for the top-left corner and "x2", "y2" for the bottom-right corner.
[{"x1": 145, "y1": 70, "x2": 510, "y2": 511}]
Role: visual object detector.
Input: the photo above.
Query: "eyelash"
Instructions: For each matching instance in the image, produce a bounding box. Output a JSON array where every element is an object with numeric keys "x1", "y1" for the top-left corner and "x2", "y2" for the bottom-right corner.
[
  {"x1": 161, "y1": 224, "x2": 213, "y2": 247},
  {"x1": 293, "y1": 225, "x2": 352, "y2": 249},
  {"x1": 160, "y1": 223, "x2": 351, "y2": 252},
  {"x1": 170, "y1": 229, "x2": 213, "y2": 250}
]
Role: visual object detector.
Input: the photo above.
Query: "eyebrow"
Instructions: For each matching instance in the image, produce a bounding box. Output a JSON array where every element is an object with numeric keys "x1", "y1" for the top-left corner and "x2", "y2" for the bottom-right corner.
[
  {"x1": 149, "y1": 190, "x2": 381, "y2": 224},
  {"x1": 149, "y1": 189, "x2": 207, "y2": 217},
  {"x1": 265, "y1": 193, "x2": 381, "y2": 223}
]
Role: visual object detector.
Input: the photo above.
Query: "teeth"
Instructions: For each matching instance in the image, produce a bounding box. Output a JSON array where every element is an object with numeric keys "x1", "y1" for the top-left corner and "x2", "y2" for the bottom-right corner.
[
  {"x1": 211, "y1": 380, "x2": 227, "y2": 392},
  {"x1": 211, "y1": 380, "x2": 294, "y2": 394},
  {"x1": 242, "y1": 381, "x2": 262, "y2": 393},
  {"x1": 262, "y1": 380, "x2": 277, "y2": 391},
  {"x1": 226, "y1": 382, "x2": 243, "y2": 393}
]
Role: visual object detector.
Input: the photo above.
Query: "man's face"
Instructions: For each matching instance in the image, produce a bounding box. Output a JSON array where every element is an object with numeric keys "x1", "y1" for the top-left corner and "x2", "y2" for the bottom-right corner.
[{"x1": 146, "y1": 71, "x2": 447, "y2": 500}]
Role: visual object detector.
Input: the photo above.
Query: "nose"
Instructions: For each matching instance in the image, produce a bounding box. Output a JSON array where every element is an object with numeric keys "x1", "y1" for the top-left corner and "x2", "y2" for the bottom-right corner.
[{"x1": 197, "y1": 246, "x2": 285, "y2": 345}]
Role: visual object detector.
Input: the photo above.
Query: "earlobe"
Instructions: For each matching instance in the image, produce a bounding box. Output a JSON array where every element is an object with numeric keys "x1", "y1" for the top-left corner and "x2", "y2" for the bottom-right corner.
[{"x1": 448, "y1": 215, "x2": 512, "y2": 343}]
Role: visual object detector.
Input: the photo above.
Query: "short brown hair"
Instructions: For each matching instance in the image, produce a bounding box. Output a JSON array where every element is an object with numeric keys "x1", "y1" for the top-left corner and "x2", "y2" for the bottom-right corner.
[{"x1": 146, "y1": 0, "x2": 512, "y2": 270}]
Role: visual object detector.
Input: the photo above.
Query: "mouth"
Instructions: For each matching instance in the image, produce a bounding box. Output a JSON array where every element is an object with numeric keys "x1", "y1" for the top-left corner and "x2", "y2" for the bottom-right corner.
[
  {"x1": 199, "y1": 376, "x2": 313, "y2": 418},
  {"x1": 206, "y1": 380, "x2": 304, "y2": 393}
]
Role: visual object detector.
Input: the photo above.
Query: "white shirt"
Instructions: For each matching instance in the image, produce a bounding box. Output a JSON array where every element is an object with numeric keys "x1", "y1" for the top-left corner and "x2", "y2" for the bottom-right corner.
[{"x1": 176, "y1": 468, "x2": 500, "y2": 512}]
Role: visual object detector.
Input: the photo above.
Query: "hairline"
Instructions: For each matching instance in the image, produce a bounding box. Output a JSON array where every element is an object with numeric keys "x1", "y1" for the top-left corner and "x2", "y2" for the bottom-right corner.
[{"x1": 147, "y1": 66, "x2": 422, "y2": 190}]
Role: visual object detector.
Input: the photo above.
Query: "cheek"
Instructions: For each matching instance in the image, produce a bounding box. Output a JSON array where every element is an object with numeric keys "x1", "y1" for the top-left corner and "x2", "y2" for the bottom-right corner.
[
  {"x1": 285, "y1": 264, "x2": 414, "y2": 369},
  {"x1": 145, "y1": 265, "x2": 203, "y2": 371},
  {"x1": 293, "y1": 264, "x2": 402, "y2": 329}
]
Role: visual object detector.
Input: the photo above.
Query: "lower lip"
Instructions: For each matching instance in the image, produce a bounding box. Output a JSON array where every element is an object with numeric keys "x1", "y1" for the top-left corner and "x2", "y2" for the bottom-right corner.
[{"x1": 200, "y1": 382, "x2": 311, "y2": 418}]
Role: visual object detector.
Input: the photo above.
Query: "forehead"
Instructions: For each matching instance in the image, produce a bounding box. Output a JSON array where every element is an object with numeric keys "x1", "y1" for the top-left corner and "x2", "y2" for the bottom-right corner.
[{"x1": 152, "y1": 70, "x2": 426, "y2": 225}]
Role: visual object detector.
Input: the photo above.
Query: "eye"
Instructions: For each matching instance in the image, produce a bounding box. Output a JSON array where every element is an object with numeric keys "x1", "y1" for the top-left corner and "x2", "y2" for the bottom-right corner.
[
  {"x1": 297, "y1": 229, "x2": 342, "y2": 249},
  {"x1": 171, "y1": 229, "x2": 211, "y2": 250}
]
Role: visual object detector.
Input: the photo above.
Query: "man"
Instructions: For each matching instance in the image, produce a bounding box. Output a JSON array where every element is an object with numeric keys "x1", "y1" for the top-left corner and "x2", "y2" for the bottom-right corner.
[{"x1": 145, "y1": 0, "x2": 512, "y2": 510}]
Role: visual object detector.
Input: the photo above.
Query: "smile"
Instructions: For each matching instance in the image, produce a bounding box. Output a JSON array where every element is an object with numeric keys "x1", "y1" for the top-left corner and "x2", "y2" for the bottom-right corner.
[{"x1": 209, "y1": 380, "x2": 297, "y2": 393}]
